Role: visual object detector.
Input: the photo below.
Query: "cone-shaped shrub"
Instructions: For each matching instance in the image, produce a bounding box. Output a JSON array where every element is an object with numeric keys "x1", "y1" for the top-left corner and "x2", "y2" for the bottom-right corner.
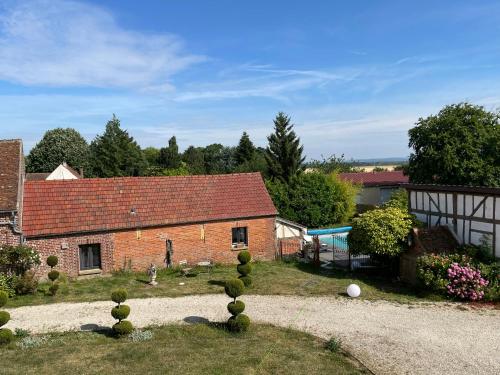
[
  {"x1": 225, "y1": 250, "x2": 253, "y2": 332},
  {"x1": 0, "y1": 291, "x2": 12, "y2": 344},
  {"x1": 111, "y1": 289, "x2": 133, "y2": 336},
  {"x1": 46, "y1": 255, "x2": 60, "y2": 296}
]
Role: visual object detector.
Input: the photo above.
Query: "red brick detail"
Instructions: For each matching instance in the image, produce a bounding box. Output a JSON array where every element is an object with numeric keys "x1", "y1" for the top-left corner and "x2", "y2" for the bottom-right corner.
[
  {"x1": 113, "y1": 217, "x2": 277, "y2": 271},
  {"x1": 23, "y1": 173, "x2": 277, "y2": 237},
  {"x1": 278, "y1": 237, "x2": 302, "y2": 256},
  {"x1": 338, "y1": 171, "x2": 408, "y2": 187},
  {"x1": 25, "y1": 233, "x2": 114, "y2": 277}
]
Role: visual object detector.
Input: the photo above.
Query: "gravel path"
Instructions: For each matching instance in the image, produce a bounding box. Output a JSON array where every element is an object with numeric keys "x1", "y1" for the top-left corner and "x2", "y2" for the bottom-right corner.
[{"x1": 6, "y1": 295, "x2": 500, "y2": 375}]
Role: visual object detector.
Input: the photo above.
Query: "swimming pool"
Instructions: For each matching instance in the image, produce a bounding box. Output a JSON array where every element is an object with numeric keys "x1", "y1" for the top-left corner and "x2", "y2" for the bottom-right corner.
[{"x1": 319, "y1": 233, "x2": 349, "y2": 251}]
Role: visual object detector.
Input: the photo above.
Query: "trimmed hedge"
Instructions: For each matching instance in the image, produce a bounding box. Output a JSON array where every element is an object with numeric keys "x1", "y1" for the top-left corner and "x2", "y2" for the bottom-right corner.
[
  {"x1": 112, "y1": 320, "x2": 133, "y2": 336},
  {"x1": 238, "y1": 275, "x2": 252, "y2": 287},
  {"x1": 0, "y1": 328, "x2": 13, "y2": 344},
  {"x1": 237, "y1": 250, "x2": 251, "y2": 264},
  {"x1": 48, "y1": 270, "x2": 60, "y2": 282},
  {"x1": 0, "y1": 291, "x2": 8, "y2": 308},
  {"x1": 111, "y1": 289, "x2": 128, "y2": 304},
  {"x1": 224, "y1": 279, "x2": 244, "y2": 300},
  {"x1": 46, "y1": 255, "x2": 58, "y2": 268},
  {"x1": 111, "y1": 305, "x2": 131, "y2": 321},
  {"x1": 227, "y1": 300, "x2": 245, "y2": 315},
  {"x1": 0, "y1": 311, "x2": 10, "y2": 327},
  {"x1": 237, "y1": 263, "x2": 252, "y2": 276}
]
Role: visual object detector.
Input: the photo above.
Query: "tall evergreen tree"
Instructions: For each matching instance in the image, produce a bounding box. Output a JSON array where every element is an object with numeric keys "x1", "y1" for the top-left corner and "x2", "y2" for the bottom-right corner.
[
  {"x1": 26, "y1": 128, "x2": 90, "y2": 173},
  {"x1": 90, "y1": 115, "x2": 147, "y2": 177},
  {"x1": 159, "y1": 136, "x2": 181, "y2": 169},
  {"x1": 235, "y1": 132, "x2": 256, "y2": 165},
  {"x1": 265, "y1": 112, "x2": 305, "y2": 182}
]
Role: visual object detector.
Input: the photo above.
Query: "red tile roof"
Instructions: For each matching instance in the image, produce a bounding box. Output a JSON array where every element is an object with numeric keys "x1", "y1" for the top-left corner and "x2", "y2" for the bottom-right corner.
[
  {"x1": 338, "y1": 171, "x2": 408, "y2": 187},
  {"x1": 22, "y1": 173, "x2": 277, "y2": 237},
  {"x1": 0, "y1": 139, "x2": 23, "y2": 211}
]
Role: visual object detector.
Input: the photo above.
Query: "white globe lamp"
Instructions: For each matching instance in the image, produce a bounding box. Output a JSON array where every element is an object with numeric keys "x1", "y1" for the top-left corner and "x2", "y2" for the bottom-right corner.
[{"x1": 347, "y1": 284, "x2": 361, "y2": 298}]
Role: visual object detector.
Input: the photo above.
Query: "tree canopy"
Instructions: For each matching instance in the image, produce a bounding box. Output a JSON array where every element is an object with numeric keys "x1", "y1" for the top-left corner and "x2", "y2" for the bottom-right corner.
[
  {"x1": 265, "y1": 112, "x2": 305, "y2": 182},
  {"x1": 266, "y1": 172, "x2": 357, "y2": 228},
  {"x1": 26, "y1": 128, "x2": 90, "y2": 173},
  {"x1": 159, "y1": 136, "x2": 181, "y2": 169},
  {"x1": 235, "y1": 132, "x2": 255, "y2": 165},
  {"x1": 408, "y1": 103, "x2": 500, "y2": 186},
  {"x1": 89, "y1": 115, "x2": 147, "y2": 177}
]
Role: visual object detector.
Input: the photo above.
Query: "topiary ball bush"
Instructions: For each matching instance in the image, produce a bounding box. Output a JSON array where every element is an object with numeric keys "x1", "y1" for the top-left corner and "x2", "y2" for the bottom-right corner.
[
  {"x1": 46, "y1": 255, "x2": 58, "y2": 268},
  {"x1": 237, "y1": 263, "x2": 252, "y2": 276},
  {"x1": 0, "y1": 291, "x2": 8, "y2": 308},
  {"x1": 48, "y1": 283, "x2": 59, "y2": 296},
  {"x1": 111, "y1": 305, "x2": 131, "y2": 321},
  {"x1": 227, "y1": 314, "x2": 251, "y2": 333},
  {"x1": 237, "y1": 250, "x2": 251, "y2": 264},
  {"x1": 238, "y1": 275, "x2": 252, "y2": 287},
  {"x1": 0, "y1": 328, "x2": 13, "y2": 344},
  {"x1": 0, "y1": 311, "x2": 10, "y2": 327},
  {"x1": 111, "y1": 289, "x2": 128, "y2": 304},
  {"x1": 224, "y1": 279, "x2": 244, "y2": 299},
  {"x1": 113, "y1": 320, "x2": 133, "y2": 336},
  {"x1": 48, "y1": 270, "x2": 60, "y2": 282},
  {"x1": 227, "y1": 300, "x2": 245, "y2": 316}
]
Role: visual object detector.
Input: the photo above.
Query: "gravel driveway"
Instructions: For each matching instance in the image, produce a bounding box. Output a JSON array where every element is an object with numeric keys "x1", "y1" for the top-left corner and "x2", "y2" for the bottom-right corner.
[{"x1": 6, "y1": 295, "x2": 500, "y2": 375}]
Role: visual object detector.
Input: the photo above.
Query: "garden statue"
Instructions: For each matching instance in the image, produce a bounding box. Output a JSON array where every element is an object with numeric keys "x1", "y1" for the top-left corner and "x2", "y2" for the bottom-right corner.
[{"x1": 148, "y1": 263, "x2": 157, "y2": 286}]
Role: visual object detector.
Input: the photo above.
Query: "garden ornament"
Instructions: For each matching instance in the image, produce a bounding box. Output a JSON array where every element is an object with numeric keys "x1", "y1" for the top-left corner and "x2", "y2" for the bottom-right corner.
[
  {"x1": 347, "y1": 284, "x2": 361, "y2": 298},
  {"x1": 148, "y1": 263, "x2": 158, "y2": 286}
]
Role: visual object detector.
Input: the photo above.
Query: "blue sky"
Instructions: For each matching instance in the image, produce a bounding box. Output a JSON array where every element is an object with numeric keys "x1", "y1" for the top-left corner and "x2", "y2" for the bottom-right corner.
[{"x1": 1, "y1": 0, "x2": 500, "y2": 159}]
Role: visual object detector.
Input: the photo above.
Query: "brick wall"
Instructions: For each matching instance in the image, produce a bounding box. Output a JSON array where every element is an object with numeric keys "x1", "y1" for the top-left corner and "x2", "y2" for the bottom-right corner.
[
  {"x1": 25, "y1": 233, "x2": 114, "y2": 277},
  {"x1": 113, "y1": 217, "x2": 277, "y2": 272},
  {"x1": 0, "y1": 213, "x2": 21, "y2": 246}
]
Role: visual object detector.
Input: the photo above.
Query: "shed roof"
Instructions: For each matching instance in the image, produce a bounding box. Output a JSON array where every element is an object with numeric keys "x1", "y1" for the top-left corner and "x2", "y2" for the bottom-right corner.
[
  {"x1": 22, "y1": 172, "x2": 277, "y2": 237},
  {"x1": 0, "y1": 139, "x2": 23, "y2": 211},
  {"x1": 338, "y1": 171, "x2": 408, "y2": 187}
]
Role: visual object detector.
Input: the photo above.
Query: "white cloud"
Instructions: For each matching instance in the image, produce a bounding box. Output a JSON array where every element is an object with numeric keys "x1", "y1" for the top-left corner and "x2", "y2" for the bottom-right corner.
[{"x1": 0, "y1": 0, "x2": 204, "y2": 88}]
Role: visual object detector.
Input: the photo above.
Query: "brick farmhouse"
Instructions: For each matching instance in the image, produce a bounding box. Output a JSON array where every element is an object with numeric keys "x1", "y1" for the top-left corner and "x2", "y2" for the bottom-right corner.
[{"x1": 0, "y1": 139, "x2": 278, "y2": 277}]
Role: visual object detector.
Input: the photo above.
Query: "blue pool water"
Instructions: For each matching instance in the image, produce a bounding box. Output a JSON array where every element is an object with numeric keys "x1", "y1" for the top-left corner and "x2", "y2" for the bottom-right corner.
[{"x1": 319, "y1": 233, "x2": 349, "y2": 251}]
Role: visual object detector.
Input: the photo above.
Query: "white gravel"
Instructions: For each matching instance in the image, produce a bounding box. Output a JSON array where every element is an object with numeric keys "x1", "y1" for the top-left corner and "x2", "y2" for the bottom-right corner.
[{"x1": 6, "y1": 295, "x2": 500, "y2": 375}]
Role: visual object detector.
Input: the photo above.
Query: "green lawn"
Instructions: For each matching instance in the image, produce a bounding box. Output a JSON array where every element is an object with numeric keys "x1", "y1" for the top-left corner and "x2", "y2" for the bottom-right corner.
[
  {"x1": 1, "y1": 324, "x2": 368, "y2": 375},
  {"x1": 7, "y1": 260, "x2": 440, "y2": 308}
]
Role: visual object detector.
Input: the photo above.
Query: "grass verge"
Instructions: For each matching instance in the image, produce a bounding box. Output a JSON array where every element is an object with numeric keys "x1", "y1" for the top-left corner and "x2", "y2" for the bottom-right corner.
[
  {"x1": 2, "y1": 324, "x2": 369, "y2": 375},
  {"x1": 7, "y1": 260, "x2": 442, "y2": 308}
]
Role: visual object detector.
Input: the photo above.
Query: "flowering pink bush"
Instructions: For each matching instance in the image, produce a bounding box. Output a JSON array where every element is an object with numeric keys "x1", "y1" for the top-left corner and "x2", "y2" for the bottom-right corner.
[{"x1": 446, "y1": 263, "x2": 489, "y2": 301}]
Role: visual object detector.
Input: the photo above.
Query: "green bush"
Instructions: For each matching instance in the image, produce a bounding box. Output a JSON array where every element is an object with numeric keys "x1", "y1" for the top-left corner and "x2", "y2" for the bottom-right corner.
[
  {"x1": 457, "y1": 244, "x2": 496, "y2": 265},
  {"x1": 0, "y1": 328, "x2": 13, "y2": 344},
  {"x1": 478, "y1": 262, "x2": 500, "y2": 302},
  {"x1": 48, "y1": 270, "x2": 60, "y2": 282},
  {"x1": 14, "y1": 271, "x2": 38, "y2": 295},
  {"x1": 46, "y1": 255, "x2": 58, "y2": 268},
  {"x1": 0, "y1": 274, "x2": 16, "y2": 297},
  {"x1": 325, "y1": 337, "x2": 342, "y2": 353},
  {"x1": 417, "y1": 254, "x2": 471, "y2": 293},
  {"x1": 111, "y1": 289, "x2": 128, "y2": 304},
  {"x1": 348, "y1": 207, "x2": 413, "y2": 257},
  {"x1": 227, "y1": 300, "x2": 245, "y2": 315},
  {"x1": 237, "y1": 251, "x2": 251, "y2": 264},
  {"x1": 0, "y1": 290, "x2": 8, "y2": 308},
  {"x1": 0, "y1": 245, "x2": 40, "y2": 276},
  {"x1": 224, "y1": 279, "x2": 244, "y2": 300},
  {"x1": 111, "y1": 305, "x2": 131, "y2": 321},
  {"x1": 112, "y1": 320, "x2": 133, "y2": 336},
  {"x1": 0, "y1": 311, "x2": 10, "y2": 327},
  {"x1": 48, "y1": 283, "x2": 59, "y2": 296},
  {"x1": 14, "y1": 328, "x2": 29, "y2": 338},
  {"x1": 228, "y1": 314, "x2": 250, "y2": 333},
  {"x1": 237, "y1": 263, "x2": 252, "y2": 276},
  {"x1": 238, "y1": 275, "x2": 252, "y2": 287}
]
